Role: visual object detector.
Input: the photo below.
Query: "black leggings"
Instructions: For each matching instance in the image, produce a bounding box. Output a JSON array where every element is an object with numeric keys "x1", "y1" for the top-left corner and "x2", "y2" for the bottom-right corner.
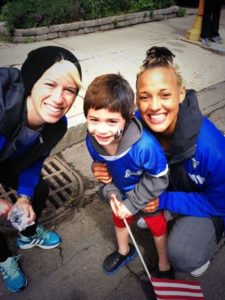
[
  {"x1": 0, "y1": 161, "x2": 49, "y2": 261},
  {"x1": 201, "y1": 0, "x2": 222, "y2": 38}
]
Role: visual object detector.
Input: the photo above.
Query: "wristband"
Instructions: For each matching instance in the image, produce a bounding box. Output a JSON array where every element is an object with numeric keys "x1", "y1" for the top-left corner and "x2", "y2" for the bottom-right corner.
[{"x1": 17, "y1": 194, "x2": 32, "y2": 201}]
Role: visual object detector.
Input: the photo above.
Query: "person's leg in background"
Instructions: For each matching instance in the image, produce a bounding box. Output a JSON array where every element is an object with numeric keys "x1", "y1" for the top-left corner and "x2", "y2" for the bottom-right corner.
[
  {"x1": 200, "y1": 0, "x2": 214, "y2": 46},
  {"x1": 210, "y1": 0, "x2": 223, "y2": 43}
]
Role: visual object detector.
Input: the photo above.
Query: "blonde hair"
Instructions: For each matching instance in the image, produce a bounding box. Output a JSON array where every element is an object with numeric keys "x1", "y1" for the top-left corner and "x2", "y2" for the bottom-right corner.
[{"x1": 55, "y1": 59, "x2": 82, "y2": 91}]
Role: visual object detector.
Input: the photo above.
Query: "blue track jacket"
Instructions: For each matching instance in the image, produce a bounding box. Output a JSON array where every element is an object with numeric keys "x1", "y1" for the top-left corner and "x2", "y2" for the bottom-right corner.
[{"x1": 155, "y1": 90, "x2": 225, "y2": 225}]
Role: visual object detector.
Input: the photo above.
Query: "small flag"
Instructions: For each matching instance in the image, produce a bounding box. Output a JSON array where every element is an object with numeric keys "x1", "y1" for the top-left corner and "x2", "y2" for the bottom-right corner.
[
  {"x1": 151, "y1": 277, "x2": 205, "y2": 300},
  {"x1": 123, "y1": 218, "x2": 205, "y2": 300}
]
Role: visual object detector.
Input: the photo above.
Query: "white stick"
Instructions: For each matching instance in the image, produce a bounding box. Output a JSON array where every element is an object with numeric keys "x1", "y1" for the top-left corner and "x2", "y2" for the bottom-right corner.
[{"x1": 123, "y1": 218, "x2": 151, "y2": 279}]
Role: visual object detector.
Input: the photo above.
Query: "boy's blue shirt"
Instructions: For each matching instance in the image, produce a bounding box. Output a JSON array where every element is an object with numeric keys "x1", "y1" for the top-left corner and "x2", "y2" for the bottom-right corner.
[{"x1": 86, "y1": 117, "x2": 168, "y2": 214}]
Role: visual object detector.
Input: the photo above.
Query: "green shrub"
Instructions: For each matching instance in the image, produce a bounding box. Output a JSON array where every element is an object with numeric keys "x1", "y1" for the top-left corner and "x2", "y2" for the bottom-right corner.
[
  {"x1": 1, "y1": 0, "x2": 176, "y2": 32},
  {"x1": 1, "y1": 0, "x2": 80, "y2": 32},
  {"x1": 176, "y1": 7, "x2": 186, "y2": 17},
  {"x1": 80, "y1": 0, "x2": 131, "y2": 20}
]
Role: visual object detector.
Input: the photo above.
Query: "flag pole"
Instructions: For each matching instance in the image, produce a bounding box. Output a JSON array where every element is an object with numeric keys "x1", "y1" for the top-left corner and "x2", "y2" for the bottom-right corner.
[{"x1": 123, "y1": 218, "x2": 151, "y2": 279}]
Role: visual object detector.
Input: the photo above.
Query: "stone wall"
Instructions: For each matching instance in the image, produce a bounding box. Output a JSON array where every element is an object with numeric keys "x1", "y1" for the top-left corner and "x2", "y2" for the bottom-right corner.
[{"x1": 12, "y1": 6, "x2": 179, "y2": 43}]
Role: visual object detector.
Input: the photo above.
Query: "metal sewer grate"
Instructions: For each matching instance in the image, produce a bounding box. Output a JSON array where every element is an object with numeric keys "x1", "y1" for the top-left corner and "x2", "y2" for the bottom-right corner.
[{"x1": 0, "y1": 156, "x2": 83, "y2": 231}]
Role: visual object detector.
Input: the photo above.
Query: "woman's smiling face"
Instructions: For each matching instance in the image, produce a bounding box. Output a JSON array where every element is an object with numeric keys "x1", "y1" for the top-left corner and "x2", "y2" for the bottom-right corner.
[
  {"x1": 136, "y1": 66, "x2": 185, "y2": 136},
  {"x1": 27, "y1": 61, "x2": 78, "y2": 128}
]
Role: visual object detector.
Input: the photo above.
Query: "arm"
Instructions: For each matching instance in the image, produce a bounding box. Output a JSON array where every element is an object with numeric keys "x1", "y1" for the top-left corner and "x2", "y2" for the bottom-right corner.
[
  {"x1": 159, "y1": 153, "x2": 225, "y2": 217},
  {"x1": 91, "y1": 161, "x2": 112, "y2": 184},
  {"x1": 103, "y1": 182, "x2": 133, "y2": 218},
  {"x1": 123, "y1": 171, "x2": 168, "y2": 215},
  {"x1": 15, "y1": 157, "x2": 45, "y2": 223},
  {"x1": 17, "y1": 157, "x2": 45, "y2": 198},
  {"x1": 159, "y1": 190, "x2": 225, "y2": 218}
]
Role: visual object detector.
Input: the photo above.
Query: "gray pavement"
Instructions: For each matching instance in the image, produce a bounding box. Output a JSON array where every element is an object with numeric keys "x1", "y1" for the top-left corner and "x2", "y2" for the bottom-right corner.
[{"x1": 1, "y1": 7, "x2": 225, "y2": 300}]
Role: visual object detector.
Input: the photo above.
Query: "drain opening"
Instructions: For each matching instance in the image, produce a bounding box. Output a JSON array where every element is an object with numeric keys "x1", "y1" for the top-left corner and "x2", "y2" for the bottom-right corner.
[{"x1": 0, "y1": 155, "x2": 83, "y2": 231}]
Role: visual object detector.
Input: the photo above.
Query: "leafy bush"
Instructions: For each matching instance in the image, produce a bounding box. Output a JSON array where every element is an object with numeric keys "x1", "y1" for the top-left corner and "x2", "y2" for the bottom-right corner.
[
  {"x1": 1, "y1": 0, "x2": 175, "y2": 32},
  {"x1": 176, "y1": 7, "x2": 187, "y2": 17},
  {"x1": 1, "y1": 0, "x2": 80, "y2": 32}
]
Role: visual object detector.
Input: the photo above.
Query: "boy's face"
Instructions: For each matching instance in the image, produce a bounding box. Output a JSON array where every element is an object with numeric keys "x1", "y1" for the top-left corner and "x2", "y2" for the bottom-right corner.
[
  {"x1": 87, "y1": 108, "x2": 126, "y2": 146},
  {"x1": 27, "y1": 62, "x2": 78, "y2": 128}
]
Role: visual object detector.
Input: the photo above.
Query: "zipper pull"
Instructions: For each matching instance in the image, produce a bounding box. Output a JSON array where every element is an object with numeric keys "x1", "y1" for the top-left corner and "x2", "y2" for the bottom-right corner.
[{"x1": 39, "y1": 135, "x2": 44, "y2": 144}]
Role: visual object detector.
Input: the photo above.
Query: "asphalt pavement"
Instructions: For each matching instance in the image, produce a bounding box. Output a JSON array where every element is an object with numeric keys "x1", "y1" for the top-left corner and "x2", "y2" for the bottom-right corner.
[{"x1": 0, "y1": 6, "x2": 225, "y2": 300}]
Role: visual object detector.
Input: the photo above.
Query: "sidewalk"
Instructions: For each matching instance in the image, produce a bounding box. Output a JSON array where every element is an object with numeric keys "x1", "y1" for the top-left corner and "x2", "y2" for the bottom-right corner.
[
  {"x1": 0, "y1": 8, "x2": 225, "y2": 130},
  {"x1": 0, "y1": 8, "x2": 225, "y2": 300}
]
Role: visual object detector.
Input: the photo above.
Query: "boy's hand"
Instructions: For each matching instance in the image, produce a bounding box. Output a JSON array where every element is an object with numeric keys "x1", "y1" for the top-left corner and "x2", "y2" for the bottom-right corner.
[
  {"x1": 110, "y1": 194, "x2": 121, "y2": 216},
  {"x1": 110, "y1": 194, "x2": 132, "y2": 219},
  {"x1": 92, "y1": 162, "x2": 112, "y2": 184},
  {"x1": 141, "y1": 198, "x2": 159, "y2": 213},
  {"x1": 117, "y1": 203, "x2": 133, "y2": 219},
  {"x1": 15, "y1": 197, "x2": 36, "y2": 224},
  {"x1": 0, "y1": 198, "x2": 12, "y2": 217}
]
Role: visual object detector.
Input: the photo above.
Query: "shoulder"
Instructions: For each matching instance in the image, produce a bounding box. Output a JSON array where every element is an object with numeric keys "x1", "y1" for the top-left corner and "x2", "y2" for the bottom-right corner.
[
  {"x1": 192, "y1": 117, "x2": 225, "y2": 174},
  {"x1": 197, "y1": 117, "x2": 225, "y2": 155},
  {"x1": 134, "y1": 127, "x2": 164, "y2": 156}
]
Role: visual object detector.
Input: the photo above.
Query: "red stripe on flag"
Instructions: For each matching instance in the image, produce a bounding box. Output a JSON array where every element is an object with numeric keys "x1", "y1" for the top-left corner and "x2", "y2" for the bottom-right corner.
[{"x1": 151, "y1": 277, "x2": 205, "y2": 300}]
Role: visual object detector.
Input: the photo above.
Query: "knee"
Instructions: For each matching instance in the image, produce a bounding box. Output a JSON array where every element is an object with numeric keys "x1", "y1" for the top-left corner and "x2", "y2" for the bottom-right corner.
[
  {"x1": 35, "y1": 179, "x2": 49, "y2": 199},
  {"x1": 32, "y1": 179, "x2": 49, "y2": 208},
  {"x1": 168, "y1": 241, "x2": 200, "y2": 272}
]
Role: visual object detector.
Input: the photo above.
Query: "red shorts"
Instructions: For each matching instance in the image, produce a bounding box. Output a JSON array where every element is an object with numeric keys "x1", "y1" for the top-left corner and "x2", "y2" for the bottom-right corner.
[{"x1": 112, "y1": 211, "x2": 167, "y2": 237}]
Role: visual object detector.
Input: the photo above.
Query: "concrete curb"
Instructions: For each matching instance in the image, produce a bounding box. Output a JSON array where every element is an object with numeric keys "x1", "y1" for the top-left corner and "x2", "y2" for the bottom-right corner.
[{"x1": 11, "y1": 6, "x2": 179, "y2": 43}]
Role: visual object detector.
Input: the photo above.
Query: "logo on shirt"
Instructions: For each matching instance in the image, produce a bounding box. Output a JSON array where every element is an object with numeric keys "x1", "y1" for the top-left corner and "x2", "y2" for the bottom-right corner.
[
  {"x1": 124, "y1": 169, "x2": 143, "y2": 178},
  {"x1": 191, "y1": 157, "x2": 199, "y2": 169}
]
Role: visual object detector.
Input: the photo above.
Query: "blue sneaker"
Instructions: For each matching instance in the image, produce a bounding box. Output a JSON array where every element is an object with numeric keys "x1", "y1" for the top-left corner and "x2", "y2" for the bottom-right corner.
[
  {"x1": 17, "y1": 225, "x2": 61, "y2": 249},
  {"x1": 103, "y1": 243, "x2": 137, "y2": 275},
  {"x1": 0, "y1": 256, "x2": 27, "y2": 292}
]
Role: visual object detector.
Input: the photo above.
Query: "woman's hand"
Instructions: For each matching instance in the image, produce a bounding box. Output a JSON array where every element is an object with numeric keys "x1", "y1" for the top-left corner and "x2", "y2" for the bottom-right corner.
[
  {"x1": 0, "y1": 198, "x2": 12, "y2": 217},
  {"x1": 141, "y1": 198, "x2": 159, "y2": 213},
  {"x1": 15, "y1": 197, "x2": 36, "y2": 224},
  {"x1": 91, "y1": 162, "x2": 112, "y2": 184}
]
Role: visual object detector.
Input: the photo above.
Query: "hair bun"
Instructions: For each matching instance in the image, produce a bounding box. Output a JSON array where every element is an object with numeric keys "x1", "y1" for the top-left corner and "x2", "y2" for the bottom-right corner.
[{"x1": 143, "y1": 46, "x2": 175, "y2": 68}]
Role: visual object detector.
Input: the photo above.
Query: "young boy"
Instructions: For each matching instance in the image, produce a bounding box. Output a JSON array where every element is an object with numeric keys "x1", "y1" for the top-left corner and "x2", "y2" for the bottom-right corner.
[{"x1": 84, "y1": 73, "x2": 173, "y2": 278}]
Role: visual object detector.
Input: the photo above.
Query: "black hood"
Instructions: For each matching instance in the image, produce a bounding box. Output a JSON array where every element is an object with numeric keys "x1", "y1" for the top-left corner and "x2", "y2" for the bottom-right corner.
[
  {"x1": 167, "y1": 89, "x2": 203, "y2": 164},
  {"x1": 0, "y1": 68, "x2": 26, "y2": 138}
]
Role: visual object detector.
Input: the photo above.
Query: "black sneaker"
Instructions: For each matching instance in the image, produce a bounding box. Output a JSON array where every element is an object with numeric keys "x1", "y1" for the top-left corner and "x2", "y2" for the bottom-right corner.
[
  {"x1": 155, "y1": 268, "x2": 175, "y2": 279},
  {"x1": 103, "y1": 243, "x2": 137, "y2": 275}
]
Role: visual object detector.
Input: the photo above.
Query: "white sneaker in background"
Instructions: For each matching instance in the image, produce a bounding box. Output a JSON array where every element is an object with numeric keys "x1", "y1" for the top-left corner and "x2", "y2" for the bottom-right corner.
[
  {"x1": 136, "y1": 217, "x2": 148, "y2": 229},
  {"x1": 190, "y1": 260, "x2": 210, "y2": 277}
]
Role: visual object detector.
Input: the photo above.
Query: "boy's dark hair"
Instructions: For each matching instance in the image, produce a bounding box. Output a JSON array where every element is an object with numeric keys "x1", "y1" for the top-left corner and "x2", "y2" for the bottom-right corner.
[{"x1": 84, "y1": 73, "x2": 134, "y2": 122}]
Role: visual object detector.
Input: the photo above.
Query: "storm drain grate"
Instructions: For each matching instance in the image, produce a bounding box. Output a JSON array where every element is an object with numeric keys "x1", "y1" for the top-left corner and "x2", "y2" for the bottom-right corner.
[{"x1": 0, "y1": 155, "x2": 83, "y2": 231}]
